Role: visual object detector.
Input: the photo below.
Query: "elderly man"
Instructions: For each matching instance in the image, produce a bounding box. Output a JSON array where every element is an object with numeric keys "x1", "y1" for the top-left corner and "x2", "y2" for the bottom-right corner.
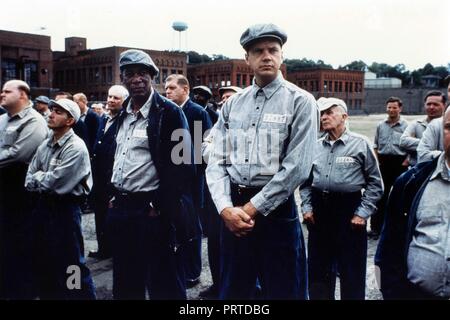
[
  {"x1": 165, "y1": 74, "x2": 212, "y2": 288},
  {"x1": 108, "y1": 49, "x2": 196, "y2": 299},
  {"x1": 401, "y1": 91, "x2": 446, "y2": 166},
  {"x1": 376, "y1": 107, "x2": 450, "y2": 300},
  {"x1": 25, "y1": 98, "x2": 95, "y2": 300},
  {"x1": 300, "y1": 98, "x2": 383, "y2": 300},
  {"x1": 88, "y1": 85, "x2": 128, "y2": 259},
  {"x1": 370, "y1": 97, "x2": 408, "y2": 239},
  {"x1": 206, "y1": 23, "x2": 318, "y2": 300},
  {"x1": 0, "y1": 80, "x2": 48, "y2": 299},
  {"x1": 34, "y1": 95, "x2": 51, "y2": 121}
]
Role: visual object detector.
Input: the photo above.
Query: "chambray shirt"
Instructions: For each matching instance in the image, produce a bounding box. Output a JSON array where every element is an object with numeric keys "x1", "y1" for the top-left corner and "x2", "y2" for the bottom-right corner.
[
  {"x1": 206, "y1": 72, "x2": 319, "y2": 216},
  {"x1": 417, "y1": 117, "x2": 444, "y2": 163},
  {"x1": 399, "y1": 118, "x2": 429, "y2": 166},
  {"x1": 111, "y1": 91, "x2": 160, "y2": 192},
  {"x1": 300, "y1": 130, "x2": 383, "y2": 219},
  {"x1": 0, "y1": 104, "x2": 48, "y2": 168},
  {"x1": 407, "y1": 153, "x2": 450, "y2": 298},
  {"x1": 25, "y1": 129, "x2": 92, "y2": 196},
  {"x1": 374, "y1": 118, "x2": 408, "y2": 156}
]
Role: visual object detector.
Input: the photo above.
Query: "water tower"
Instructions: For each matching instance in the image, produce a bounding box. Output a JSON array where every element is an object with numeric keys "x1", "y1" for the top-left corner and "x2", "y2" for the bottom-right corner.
[{"x1": 172, "y1": 21, "x2": 188, "y2": 52}]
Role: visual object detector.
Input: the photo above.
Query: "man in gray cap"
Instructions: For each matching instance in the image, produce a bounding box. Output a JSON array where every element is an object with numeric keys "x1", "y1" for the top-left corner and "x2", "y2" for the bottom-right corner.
[
  {"x1": 192, "y1": 85, "x2": 218, "y2": 124},
  {"x1": 34, "y1": 95, "x2": 51, "y2": 121},
  {"x1": 108, "y1": 49, "x2": 196, "y2": 299},
  {"x1": 25, "y1": 98, "x2": 95, "y2": 299},
  {"x1": 0, "y1": 79, "x2": 48, "y2": 299},
  {"x1": 206, "y1": 23, "x2": 318, "y2": 299},
  {"x1": 300, "y1": 97, "x2": 383, "y2": 300}
]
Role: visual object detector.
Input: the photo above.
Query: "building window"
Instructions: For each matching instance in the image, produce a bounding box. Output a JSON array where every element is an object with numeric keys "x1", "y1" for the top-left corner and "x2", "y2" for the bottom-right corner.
[
  {"x1": 1, "y1": 59, "x2": 17, "y2": 82},
  {"x1": 102, "y1": 66, "x2": 107, "y2": 84},
  {"x1": 107, "y1": 66, "x2": 112, "y2": 83},
  {"x1": 242, "y1": 74, "x2": 247, "y2": 87},
  {"x1": 236, "y1": 74, "x2": 241, "y2": 87},
  {"x1": 178, "y1": 70, "x2": 183, "y2": 75},
  {"x1": 24, "y1": 62, "x2": 38, "y2": 87},
  {"x1": 171, "y1": 69, "x2": 176, "y2": 75},
  {"x1": 162, "y1": 69, "x2": 168, "y2": 82}
]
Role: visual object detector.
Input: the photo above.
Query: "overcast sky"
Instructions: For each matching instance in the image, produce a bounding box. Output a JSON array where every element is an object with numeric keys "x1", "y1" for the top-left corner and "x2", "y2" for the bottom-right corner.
[{"x1": 2, "y1": 0, "x2": 449, "y2": 71}]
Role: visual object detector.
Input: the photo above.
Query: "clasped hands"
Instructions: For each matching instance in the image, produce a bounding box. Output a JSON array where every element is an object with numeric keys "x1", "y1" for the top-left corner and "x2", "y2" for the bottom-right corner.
[{"x1": 220, "y1": 202, "x2": 258, "y2": 237}]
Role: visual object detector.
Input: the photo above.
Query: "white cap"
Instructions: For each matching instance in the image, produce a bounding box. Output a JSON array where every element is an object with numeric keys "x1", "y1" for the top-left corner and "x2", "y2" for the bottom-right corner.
[
  {"x1": 49, "y1": 98, "x2": 81, "y2": 122},
  {"x1": 317, "y1": 97, "x2": 348, "y2": 113}
]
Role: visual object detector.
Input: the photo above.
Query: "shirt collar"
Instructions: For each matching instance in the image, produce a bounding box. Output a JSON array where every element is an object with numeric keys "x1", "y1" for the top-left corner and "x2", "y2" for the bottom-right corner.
[
  {"x1": 430, "y1": 153, "x2": 450, "y2": 182},
  {"x1": 252, "y1": 71, "x2": 284, "y2": 99},
  {"x1": 384, "y1": 117, "x2": 403, "y2": 127},
  {"x1": 8, "y1": 102, "x2": 33, "y2": 121},
  {"x1": 48, "y1": 129, "x2": 74, "y2": 148},
  {"x1": 323, "y1": 129, "x2": 350, "y2": 146},
  {"x1": 180, "y1": 97, "x2": 190, "y2": 109},
  {"x1": 126, "y1": 89, "x2": 154, "y2": 119}
]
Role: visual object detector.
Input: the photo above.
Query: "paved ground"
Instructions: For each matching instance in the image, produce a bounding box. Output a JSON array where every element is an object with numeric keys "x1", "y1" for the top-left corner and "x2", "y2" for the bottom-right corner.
[{"x1": 81, "y1": 191, "x2": 383, "y2": 300}]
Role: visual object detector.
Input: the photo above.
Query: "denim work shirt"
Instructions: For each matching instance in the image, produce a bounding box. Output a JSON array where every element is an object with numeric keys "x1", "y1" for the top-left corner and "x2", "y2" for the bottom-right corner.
[
  {"x1": 407, "y1": 153, "x2": 450, "y2": 298},
  {"x1": 25, "y1": 129, "x2": 92, "y2": 196},
  {"x1": 374, "y1": 118, "x2": 408, "y2": 156},
  {"x1": 206, "y1": 72, "x2": 319, "y2": 216},
  {"x1": 300, "y1": 130, "x2": 384, "y2": 219},
  {"x1": 417, "y1": 117, "x2": 444, "y2": 163},
  {"x1": 0, "y1": 104, "x2": 48, "y2": 168},
  {"x1": 400, "y1": 118, "x2": 429, "y2": 166}
]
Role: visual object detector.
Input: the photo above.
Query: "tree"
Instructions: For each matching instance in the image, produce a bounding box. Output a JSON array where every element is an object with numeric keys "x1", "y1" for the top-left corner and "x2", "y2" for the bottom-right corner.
[
  {"x1": 340, "y1": 60, "x2": 368, "y2": 71},
  {"x1": 284, "y1": 58, "x2": 333, "y2": 72}
]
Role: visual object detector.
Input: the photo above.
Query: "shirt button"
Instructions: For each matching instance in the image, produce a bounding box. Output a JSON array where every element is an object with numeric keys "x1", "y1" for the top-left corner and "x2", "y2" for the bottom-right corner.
[
  {"x1": 328, "y1": 163, "x2": 331, "y2": 165},
  {"x1": 122, "y1": 153, "x2": 125, "y2": 155},
  {"x1": 243, "y1": 178, "x2": 247, "y2": 181},
  {"x1": 252, "y1": 124, "x2": 255, "y2": 127},
  {"x1": 98, "y1": 141, "x2": 102, "y2": 144},
  {"x1": 326, "y1": 175, "x2": 329, "y2": 178},
  {"x1": 245, "y1": 159, "x2": 249, "y2": 162}
]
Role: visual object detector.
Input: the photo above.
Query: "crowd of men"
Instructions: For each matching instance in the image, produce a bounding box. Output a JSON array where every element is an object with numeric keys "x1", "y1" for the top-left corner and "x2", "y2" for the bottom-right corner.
[{"x1": 0, "y1": 23, "x2": 449, "y2": 300}]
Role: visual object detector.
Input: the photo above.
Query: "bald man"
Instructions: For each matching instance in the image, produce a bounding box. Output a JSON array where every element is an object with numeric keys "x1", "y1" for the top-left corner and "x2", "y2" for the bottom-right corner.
[{"x1": 0, "y1": 80, "x2": 48, "y2": 299}]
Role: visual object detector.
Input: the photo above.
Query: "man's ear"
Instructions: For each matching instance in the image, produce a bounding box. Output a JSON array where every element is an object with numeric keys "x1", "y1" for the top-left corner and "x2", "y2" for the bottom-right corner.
[
  {"x1": 245, "y1": 53, "x2": 249, "y2": 66},
  {"x1": 67, "y1": 117, "x2": 76, "y2": 127}
]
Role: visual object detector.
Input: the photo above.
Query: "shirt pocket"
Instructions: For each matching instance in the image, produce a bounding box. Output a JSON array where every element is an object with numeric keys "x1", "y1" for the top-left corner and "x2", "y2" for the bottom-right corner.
[
  {"x1": 2, "y1": 129, "x2": 19, "y2": 147},
  {"x1": 416, "y1": 211, "x2": 443, "y2": 245},
  {"x1": 334, "y1": 161, "x2": 360, "y2": 185}
]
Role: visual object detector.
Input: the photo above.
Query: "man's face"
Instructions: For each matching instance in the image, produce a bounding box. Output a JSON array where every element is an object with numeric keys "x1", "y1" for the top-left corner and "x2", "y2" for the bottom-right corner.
[
  {"x1": 93, "y1": 104, "x2": 104, "y2": 116},
  {"x1": 35, "y1": 102, "x2": 48, "y2": 113},
  {"x1": 386, "y1": 102, "x2": 401, "y2": 119},
  {"x1": 245, "y1": 39, "x2": 282, "y2": 84},
  {"x1": 221, "y1": 90, "x2": 236, "y2": 104},
  {"x1": 444, "y1": 110, "x2": 450, "y2": 162},
  {"x1": 320, "y1": 106, "x2": 347, "y2": 132},
  {"x1": 0, "y1": 82, "x2": 21, "y2": 110},
  {"x1": 107, "y1": 91, "x2": 123, "y2": 115},
  {"x1": 424, "y1": 95, "x2": 445, "y2": 121},
  {"x1": 47, "y1": 105, "x2": 73, "y2": 130},
  {"x1": 192, "y1": 91, "x2": 208, "y2": 107},
  {"x1": 120, "y1": 65, "x2": 152, "y2": 99},
  {"x1": 165, "y1": 80, "x2": 188, "y2": 106}
]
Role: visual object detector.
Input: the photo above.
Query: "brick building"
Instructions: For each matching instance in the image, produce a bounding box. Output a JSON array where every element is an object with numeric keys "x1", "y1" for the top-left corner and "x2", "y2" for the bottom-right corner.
[
  {"x1": 53, "y1": 37, "x2": 187, "y2": 101},
  {"x1": 187, "y1": 59, "x2": 287, "y2": 100},
  {"x1": 288, "y1": 69, "x2": 365, "y2": 111},
  {"x1": 0, "y1": 29, "x2": 53, "y2": 95}
]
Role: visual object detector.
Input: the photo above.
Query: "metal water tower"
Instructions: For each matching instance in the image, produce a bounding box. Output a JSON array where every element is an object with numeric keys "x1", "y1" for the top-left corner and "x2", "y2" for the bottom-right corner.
[{"x1": 172, "y1": 21, "x2": 188, "y2": 51}]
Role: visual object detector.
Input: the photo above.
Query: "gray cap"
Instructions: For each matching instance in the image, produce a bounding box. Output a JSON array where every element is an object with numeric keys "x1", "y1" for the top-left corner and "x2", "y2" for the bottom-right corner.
[
  {"x1": 218, "y1": 86, "x2": 243, "y2": 96},
  {"x1": 192, "y1": 86, "x2": 212, "y2": 98},
  {"x1": 119, "y1": 49, "x2": 159, "y2": 76},
  {"x1": 49, "y1": 98, "x2": 81, "y2": 122},
  {"x1": 240, "y1": 23, "x2": 287, "y2": 50},
  {"x1": 317, "y1": 97, "x2": 348, "y2": 113},
  {"x1": 35, "y1": 95, "x2": 50, "y2": 104}
]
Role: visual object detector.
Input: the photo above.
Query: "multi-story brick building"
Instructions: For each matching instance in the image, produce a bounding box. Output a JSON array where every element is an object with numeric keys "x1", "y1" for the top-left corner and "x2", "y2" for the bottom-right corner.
[
  {"x1": 0, "y1": 29, "x2": 53, "y2": 95},
  {"x1": 187, "y1": 59, "x2": 287, "y2": 99},
  {"x1": 288, "y1": 68, "x2": 365, "y2": 111},
  {"x1": 53, "y1": 37, "x2": 187, "y2": 101}
]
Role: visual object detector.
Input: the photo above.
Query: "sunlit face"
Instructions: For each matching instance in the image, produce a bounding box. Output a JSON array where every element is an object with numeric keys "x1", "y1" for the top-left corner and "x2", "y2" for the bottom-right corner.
[
  {"x1": 245, "y1": 39, "x2": 282, "y2": 85},
  {"x1": 320, "y1": 106, "x2": 347, "y2": 132},
  {"x1": 386, "y1": 101, "x2": 402, "y2": 119},
  {"x1": 120, "y1": 65, "x2": 152, "y2": 100},
  {"x1": 107, "y1": 90, "x2": 124, "y2": 115},
  {"x1": 0, "y1": 82, "x2": 21, "y2": 110},
  {"x1": 165, "y1": 79, "x2": 188, "y2": 106},
  {"x1": 424, "y1": 95, "x2": 445, "y2": 121},
  {"x1": 47, "y1": 105, "x2": 74, "y2": 130}
]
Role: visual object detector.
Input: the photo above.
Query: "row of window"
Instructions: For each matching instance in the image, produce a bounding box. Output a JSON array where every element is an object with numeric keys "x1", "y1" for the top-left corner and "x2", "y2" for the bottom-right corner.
[
  {"x1": 54, "y1": 65, "x2": 113, "y2": 86},
  {"x1": 297, "y1": 80, "x2": 363, "y2": 93},
  {"x1": 1, "y1": 59, "x2": 39, "y2": 87},
  {"x1": 189, "y1": 73, "x2": 254, "y2": 89}
]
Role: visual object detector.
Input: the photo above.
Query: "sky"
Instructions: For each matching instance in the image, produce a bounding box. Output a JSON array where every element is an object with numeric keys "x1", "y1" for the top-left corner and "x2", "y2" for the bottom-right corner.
[{"x1": 2, "y1": 0, "x2": 449, "y2": 71}]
